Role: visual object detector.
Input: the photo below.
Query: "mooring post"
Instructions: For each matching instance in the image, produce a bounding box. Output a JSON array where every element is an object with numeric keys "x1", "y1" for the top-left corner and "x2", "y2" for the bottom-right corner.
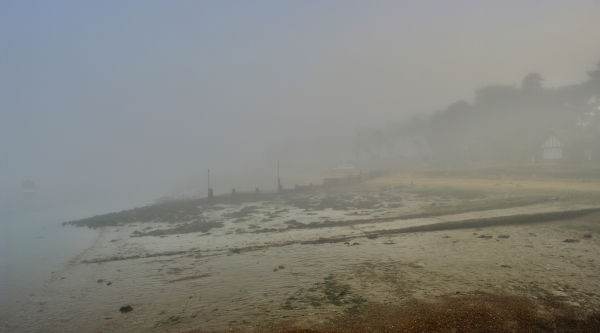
[
  {"x1": 207, "y1": 168, "x2": 213, "y2": 200},
  {"x1": 277, "y1": 160, "x2": 282, "y2": 194}
]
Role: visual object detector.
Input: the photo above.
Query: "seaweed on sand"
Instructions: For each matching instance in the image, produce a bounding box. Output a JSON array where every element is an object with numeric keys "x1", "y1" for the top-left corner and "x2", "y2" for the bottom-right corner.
[
  {"x1": 131, "y1": 220, "x2": 224, "y2": 237},
  {"x1": 238, "y1": 292, "x2": 600, "y2": 333},
  {"x1": 63, "y1": 199, "x2": 204, "y2": 227},
  {"x1": 281, "y1": 275, "x2": 366, "y2": 313}
]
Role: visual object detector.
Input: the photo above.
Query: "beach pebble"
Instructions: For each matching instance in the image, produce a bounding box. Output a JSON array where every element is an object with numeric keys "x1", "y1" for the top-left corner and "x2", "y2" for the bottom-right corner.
[
  {"x1": 563, "y1": 239, "x2": 579, "y2": 243},
  {"x1": 551, "y1": 290, "x2": 568, "y2": 297},
  {"x1": 119, "y1": 305, "x2": 133, "y2": 313},
  {"x1": 97, "y1": 279, "x2": 103, "y2": 283},
  {"x1": 278, "y1": 265, "x2": 284, "y2": 269},
  {"x1": 583, "y1": 234, "x2": 592, "y2": 238},
  {"x1": 107, "y1": 281, "x2": 112, "y2": 286}
]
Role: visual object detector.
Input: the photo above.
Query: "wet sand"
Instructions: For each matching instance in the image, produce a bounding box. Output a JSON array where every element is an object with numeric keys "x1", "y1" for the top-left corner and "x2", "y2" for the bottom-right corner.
[{"x1": 5, "y1": 179, "x2": 600, "y2": 332}]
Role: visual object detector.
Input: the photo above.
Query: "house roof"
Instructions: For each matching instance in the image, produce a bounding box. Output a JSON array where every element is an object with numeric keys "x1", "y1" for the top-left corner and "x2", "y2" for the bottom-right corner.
[
  {"x1": 549, "y1": 129, "x2": 586, "y2": 148},
  {"x1": 514, "y1": 129, "x2": 598, "y2": 155}
]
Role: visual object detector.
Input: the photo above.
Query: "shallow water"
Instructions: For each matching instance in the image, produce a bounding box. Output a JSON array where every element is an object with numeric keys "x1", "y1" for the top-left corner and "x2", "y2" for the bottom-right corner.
[{"x1": 0, "y1": 193, "x2": 151, "y2": 325}]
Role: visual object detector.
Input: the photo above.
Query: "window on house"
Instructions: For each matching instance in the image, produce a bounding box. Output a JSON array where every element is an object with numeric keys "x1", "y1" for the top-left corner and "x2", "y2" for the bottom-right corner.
[{"x1": 543, "y1": 148, "x2": 562, "y2": 159}]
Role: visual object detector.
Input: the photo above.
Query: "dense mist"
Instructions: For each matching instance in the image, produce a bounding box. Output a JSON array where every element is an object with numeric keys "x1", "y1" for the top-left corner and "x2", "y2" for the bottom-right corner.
[{"x1": 2, "y1": 1, "x2": 600, "y2": 215}]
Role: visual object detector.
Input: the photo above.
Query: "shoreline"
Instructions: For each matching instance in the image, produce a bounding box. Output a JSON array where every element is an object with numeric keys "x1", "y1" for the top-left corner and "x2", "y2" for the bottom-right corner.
[{"x1": 6, "y1": 175, "x2": 600, "y2": 332}]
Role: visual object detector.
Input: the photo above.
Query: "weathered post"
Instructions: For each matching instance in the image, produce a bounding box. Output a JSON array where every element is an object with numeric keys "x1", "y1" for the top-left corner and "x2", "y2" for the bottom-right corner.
[
  {"x1": 277, "y1": 160, "x2": 283, "y2": 194},
  {"x1": 207, "y1": 168, "x2": 213, "y2": 200}
]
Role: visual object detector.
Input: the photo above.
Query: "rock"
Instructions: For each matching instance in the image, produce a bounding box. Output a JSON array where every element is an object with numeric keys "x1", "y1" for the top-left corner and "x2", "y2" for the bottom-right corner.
[
  {"x1": 551, "y1": 290, "x2": 568, "y2": 297},
  {"x1": 563, "y1": 239, "x2": 580, "y2": 243},
  {"x1": 273, "y1": 268, "x2": 279, "y2": 272},
  {"x1": 478, "y1": 235, "x2": 493, "y2": 239},
  {"x1": 500, "y1": 265, "x2": 512, "y2": 268},
  {"x1": 97, "y1": 279, "x2": 104, "y2": 283},
  {"x1": 119, "y1": 305, "x2": 133, "y2": 313},
  {"x1": 107, "y1": 281, "x2": 112, "y2": 286},
  {"x1": 497, "y1": 235, "x2": 510, "y2": 239},
  {"x1": 583, "y1": 234, "x2": 592, "y2": 238},
  {"x1": 278, "y1": 265, "x2": 285, "y2": 269}
]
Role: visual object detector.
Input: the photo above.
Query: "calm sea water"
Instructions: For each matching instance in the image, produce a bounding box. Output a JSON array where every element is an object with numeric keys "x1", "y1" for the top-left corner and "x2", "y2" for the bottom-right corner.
[{"x1": 0, "y1": 193, "x2": 151, "y2": 324}]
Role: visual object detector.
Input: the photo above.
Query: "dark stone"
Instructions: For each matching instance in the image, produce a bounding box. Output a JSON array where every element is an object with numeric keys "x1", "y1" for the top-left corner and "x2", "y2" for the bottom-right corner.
[
  {"x1": 583, "y1": 234, "x2": 592, "y2": 238},
  {"x1": 119, "y1": 305, "x2": 133, "y2": 313}
]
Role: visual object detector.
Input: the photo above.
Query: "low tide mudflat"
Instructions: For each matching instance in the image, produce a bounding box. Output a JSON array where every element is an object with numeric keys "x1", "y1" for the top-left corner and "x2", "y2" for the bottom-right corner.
[{"x1": 6, "y1": 173, "x2": 600, "y2": 333}]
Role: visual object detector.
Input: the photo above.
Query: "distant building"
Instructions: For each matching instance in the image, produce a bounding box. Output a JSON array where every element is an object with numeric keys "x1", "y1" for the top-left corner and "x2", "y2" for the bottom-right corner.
[{"x1": 531, "y1": 129, "x2": 600, "y2": 164}]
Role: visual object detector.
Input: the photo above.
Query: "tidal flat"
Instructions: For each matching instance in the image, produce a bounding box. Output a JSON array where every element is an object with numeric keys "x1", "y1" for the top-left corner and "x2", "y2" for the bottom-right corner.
[{"x1": 6, "y1": 178, "x2": 600, "y2": 332}]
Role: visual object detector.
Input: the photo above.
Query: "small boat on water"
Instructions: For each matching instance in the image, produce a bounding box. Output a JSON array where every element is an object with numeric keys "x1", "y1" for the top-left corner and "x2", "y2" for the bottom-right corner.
[{"x1": 22, "y1": 180, "x2": 36, "y2": 199}]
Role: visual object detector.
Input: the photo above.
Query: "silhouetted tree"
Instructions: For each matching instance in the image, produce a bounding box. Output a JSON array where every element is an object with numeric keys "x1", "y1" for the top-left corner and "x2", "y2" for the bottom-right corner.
[{"x1": 521, "y1": 73, "x2": 544, "y2": 91}]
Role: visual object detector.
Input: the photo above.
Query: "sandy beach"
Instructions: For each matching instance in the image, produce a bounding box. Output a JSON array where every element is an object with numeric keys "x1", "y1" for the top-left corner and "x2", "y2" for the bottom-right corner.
[{"x1": 5, "y1": 173, "x2": 600, "y2": 332}]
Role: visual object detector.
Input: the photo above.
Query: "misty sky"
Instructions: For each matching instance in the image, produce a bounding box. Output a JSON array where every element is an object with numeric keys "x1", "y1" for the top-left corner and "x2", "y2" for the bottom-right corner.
[{"x1": 2, "y1": 1, "x2": 600, "y2": 204}]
